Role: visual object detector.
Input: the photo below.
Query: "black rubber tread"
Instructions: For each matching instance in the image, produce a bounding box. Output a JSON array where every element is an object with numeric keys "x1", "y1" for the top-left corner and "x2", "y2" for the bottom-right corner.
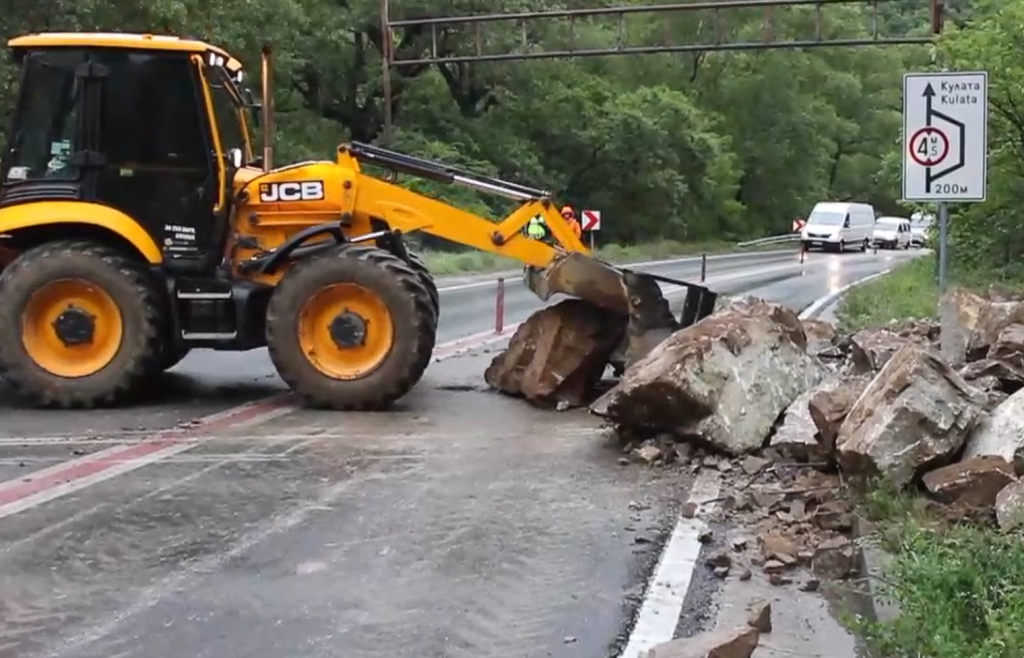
[
  {"x1": 265, "y1": 243, "x2": 438, "y2": 410},
  {"x1": 0, "y1": 240, "x2": 166, "y2": 409},
  {"x1": 406, "y1": 250, "x2": 440, "y2": 321}
]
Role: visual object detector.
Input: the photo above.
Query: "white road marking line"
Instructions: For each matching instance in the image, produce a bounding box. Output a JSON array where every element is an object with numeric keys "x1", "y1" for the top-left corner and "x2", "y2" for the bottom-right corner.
[
  {"x1": 620, "y1": 471, "x2": 722, "y2": 658},
  {"x1": 798, "y1": 268, "x2": 893, "y2": 320}
]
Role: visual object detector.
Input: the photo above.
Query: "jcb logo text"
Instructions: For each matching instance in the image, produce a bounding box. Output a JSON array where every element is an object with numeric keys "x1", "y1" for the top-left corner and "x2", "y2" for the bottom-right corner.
[{"x1": 259, "y1": 181, "x2": 325, "y2": 203}]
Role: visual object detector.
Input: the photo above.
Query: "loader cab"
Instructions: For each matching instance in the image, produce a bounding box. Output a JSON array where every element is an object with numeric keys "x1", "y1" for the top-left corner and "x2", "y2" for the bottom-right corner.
[{"x1": 0, "y1": 34, "x2": 255, "y2": 273}]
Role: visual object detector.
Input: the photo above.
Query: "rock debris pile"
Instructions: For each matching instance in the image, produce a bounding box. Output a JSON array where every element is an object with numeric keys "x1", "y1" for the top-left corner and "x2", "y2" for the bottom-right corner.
[{"x1": 487, "y1": 287, "x2": 1024, "y2": 535}]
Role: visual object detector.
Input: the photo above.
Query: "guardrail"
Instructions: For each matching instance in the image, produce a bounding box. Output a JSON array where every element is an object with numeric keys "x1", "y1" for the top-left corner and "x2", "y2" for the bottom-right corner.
[{"x1": 735, "y1": 233, "x2": 800, "y2": 249}]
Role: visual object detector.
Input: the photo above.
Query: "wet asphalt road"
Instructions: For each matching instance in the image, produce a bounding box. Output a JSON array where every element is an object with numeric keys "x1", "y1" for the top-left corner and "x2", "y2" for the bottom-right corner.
[{"x1": 0, "y1": 247, "x2": 924, "y2": 658}]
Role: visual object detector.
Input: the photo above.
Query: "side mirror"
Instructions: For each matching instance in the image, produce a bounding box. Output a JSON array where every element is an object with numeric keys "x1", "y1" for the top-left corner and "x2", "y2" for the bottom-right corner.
[
  {"x1": 244, "y1": 88, "x2": 262, "y2": 127},
  {"x1": 227, "y1": 147, "x2": 243, "y2": 169}
]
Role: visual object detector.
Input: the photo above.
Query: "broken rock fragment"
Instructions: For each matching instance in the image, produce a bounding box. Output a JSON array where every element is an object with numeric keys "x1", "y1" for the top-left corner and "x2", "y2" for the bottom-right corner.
[
  {"x1": 963, "y1": 388, "x2": 1024, "y2": 473},
  {"x1": 942, "y1": 288, "x2": 1024, "y2": 361},
  {"x1": 801, "y1": 319, "x2": 837, "y2": 356},
  {"x1": 836, "y1": 343, "x2": 983, "y2": 488},
  {"x1": 644, "y1": 625, "x2": 759, "y2": 658},
  {"x1": 847, "y1": 329, "x2": 911, "y2": 373},
  {"x1": 812, "y1": 536, "x2": 857, "y2": 580},
  {"x1": 808, "y1": 374, "x2": 870, "y2": 454},
  {"x1": 921, "y1": 456, "x2": 1016, "y2": 507},
  {"x1": 995, "y1": 480, "x2": 1024, "y2": 531},
  {"x1": 484, "y1": 299, "x2": 625, "y2": 407},
  {"x1": 959, "y1": 359, "x2": 1024, "y2": 395},
  {"x1": 591, "y1": 298, "x2": 826, "y2": 454},
  {"x1": 770, "y1": 386, "x2": 825, "y2": 461},
  {"x1": 746, "y1": 600, "x2": 772, "y2": 633},
  {"x1": 987, "y1": 323, "x2": 1024, "y2": 372}
]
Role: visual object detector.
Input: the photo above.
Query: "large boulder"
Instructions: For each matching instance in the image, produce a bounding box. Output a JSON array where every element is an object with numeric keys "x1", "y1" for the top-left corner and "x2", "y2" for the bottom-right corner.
[
  {"x1": 590, "y1": 298, "x2": 826, "y2": 455},
  {"x1": 941, "y1": 287, "x2": 1024, "y2": 362},
  {"x1": 836, "y1": 343, "x2": 983, "y2": 487},
  {"x1": 484, "y1": 299, "x2": 626, "y2": 407},
  {"x1": 963, "y1": 388, "x2": 1024, "y2": 473}
]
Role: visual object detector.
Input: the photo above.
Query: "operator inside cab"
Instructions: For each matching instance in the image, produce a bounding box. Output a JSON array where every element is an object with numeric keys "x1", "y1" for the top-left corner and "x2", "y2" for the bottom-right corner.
[{"x1": 526, "y1": 214, "x2": 547, "y2": 240}]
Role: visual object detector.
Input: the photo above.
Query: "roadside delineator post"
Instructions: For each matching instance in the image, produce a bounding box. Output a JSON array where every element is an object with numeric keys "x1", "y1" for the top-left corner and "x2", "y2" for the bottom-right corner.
[
  {"x1": 495, "y1": 277, "x2": 505, "y2": 334},
  {"x1": 700, "y1": 253, "x2": 707, "y2": 282}
]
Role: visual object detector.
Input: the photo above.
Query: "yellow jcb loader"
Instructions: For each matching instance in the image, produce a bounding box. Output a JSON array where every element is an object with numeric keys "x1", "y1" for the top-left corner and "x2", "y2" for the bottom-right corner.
[{"x1": 0, "y1": 32, "x2": 717, "y2": 410}]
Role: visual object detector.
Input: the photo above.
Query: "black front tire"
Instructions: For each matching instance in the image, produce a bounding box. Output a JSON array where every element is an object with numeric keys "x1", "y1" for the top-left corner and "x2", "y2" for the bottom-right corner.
[
  {"x1": 0, "y1": 240, "x2": 165, "y2": 409},
  {"x1": 265, "y1": 244, "x2": 437, "y2": 410}
]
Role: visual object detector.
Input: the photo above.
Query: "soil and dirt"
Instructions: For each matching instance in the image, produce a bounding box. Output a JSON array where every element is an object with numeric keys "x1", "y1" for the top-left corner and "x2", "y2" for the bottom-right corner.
[{"x1": 486, "y1": 286, "x2": 1024, "y2": 653}]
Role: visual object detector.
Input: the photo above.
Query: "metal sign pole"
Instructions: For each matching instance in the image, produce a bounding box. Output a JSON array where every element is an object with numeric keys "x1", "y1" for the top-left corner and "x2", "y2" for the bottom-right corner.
[{"x1": 937, "y1": 201, "x2": 949, "y2": 290}]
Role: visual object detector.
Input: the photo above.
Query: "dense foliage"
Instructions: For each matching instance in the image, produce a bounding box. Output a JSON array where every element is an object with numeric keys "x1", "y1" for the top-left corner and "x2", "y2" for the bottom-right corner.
[
  {"x1": 0, "y1": 0, "x2": 983, "y2": 251},
  {"x1": 934, "y1": 0, "x2": 1024, "y2": 280}
]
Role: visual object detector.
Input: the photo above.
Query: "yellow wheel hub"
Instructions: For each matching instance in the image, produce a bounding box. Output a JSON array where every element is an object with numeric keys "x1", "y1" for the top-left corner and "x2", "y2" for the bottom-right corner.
[
  {"x1": 21, "y1": 278, "x2": 124, "y2": 378},
  {"x1": 298, "y1": 282, "x2": 395, "y2": 380}
]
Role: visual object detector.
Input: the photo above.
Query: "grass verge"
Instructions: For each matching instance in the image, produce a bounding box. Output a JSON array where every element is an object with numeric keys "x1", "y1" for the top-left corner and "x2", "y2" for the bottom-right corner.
[
  {"x1": 834, "y1": 256, "x2": 939, "y2": 332},
  {"x1": 851, "y1": 484, "x2": 1024, "y2": 658},
  {"x1": 419, "y1": 238, "x2": 791, "y2": 276},
  {"x1": 836, "y1": 254, "x2": 1024, "y2": 333}
]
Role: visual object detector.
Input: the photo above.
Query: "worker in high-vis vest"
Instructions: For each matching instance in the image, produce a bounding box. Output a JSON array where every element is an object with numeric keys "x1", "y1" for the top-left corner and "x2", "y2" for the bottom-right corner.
[{"x1": 526, "y1": 215, "x2": 547, "y2": 240}]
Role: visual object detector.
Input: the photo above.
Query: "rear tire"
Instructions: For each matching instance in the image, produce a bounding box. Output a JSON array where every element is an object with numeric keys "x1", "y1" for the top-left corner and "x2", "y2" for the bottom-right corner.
[
  {"x1": 265, "y1": 243, "x2": 437, "y2": 410},
  {"x1": 0, "y1": 240, "x2": 165, "y2": 408}
]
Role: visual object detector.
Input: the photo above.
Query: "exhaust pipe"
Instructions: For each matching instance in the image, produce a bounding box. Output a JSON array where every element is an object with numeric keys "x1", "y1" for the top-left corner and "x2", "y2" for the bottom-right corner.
[{"x1": 260, "y1": 45, "x2": 274, "y2": 172}]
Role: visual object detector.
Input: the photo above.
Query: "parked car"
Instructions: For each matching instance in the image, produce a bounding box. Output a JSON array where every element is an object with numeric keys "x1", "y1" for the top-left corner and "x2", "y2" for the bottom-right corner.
[
  {"x1": 910, "y1": 213, "x2": 934, "y2": 247},
  {"x1": 872, "y1": 216, "x2": 912, "y2": 249},
  {"x1": 799, "y1": 202, "x2": 875, "y2": 252}
]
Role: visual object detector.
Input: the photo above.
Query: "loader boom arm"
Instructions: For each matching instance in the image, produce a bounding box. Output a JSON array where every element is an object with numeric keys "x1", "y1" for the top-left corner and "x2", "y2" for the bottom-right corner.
[{"x1": 338, "y1": 142, "x2": 587, "y2": 269}]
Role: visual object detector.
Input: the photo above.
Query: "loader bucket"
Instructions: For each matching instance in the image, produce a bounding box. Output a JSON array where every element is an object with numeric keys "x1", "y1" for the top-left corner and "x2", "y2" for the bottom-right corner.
[{"x1": 524, "y1": 251, "x2": 719, "y2": 371}]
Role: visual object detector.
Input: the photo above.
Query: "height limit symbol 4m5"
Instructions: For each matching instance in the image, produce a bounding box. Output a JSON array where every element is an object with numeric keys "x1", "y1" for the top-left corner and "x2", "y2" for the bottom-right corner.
[{"x1": 902, "y1": 71, "x2": 988, "y2": 202}]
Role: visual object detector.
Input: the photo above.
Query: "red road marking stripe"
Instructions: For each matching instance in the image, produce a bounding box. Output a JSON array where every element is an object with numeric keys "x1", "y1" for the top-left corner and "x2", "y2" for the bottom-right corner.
[
  {"x1": 0, "y1": 329, "x2": 517, "y2": 513},
  {"x1": 0, "y1": 394, "x2": 294, "y2": 507}
]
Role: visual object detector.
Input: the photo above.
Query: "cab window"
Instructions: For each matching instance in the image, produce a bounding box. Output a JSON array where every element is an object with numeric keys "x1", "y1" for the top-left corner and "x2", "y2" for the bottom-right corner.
[
  {"x1": 205, "y1": 66, "x2": 248, "y2": 164},
  {"x1": 96, "y1": 50, "x2": 210, "y2": 171},
  {"x1": 5, "y1": 49, "x2": 87, "y2": 182}
]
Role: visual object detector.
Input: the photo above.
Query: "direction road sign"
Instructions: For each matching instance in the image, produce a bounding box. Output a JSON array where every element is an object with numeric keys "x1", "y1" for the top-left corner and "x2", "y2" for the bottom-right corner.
[
  {"x1": 792, "y1": 218, "x2": 805, "y2": 232},
  {"x1": 902, "y1": 71, "x2": 988, "y2": 202},
  {"x1": 581, "y1": 209, "x2": 601, "y2": 231}
]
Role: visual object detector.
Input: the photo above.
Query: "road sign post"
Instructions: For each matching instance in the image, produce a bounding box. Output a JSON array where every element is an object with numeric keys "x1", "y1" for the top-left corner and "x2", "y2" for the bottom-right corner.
[{"x1": 902, "y1": 70, "x2": 988, "y2": 292}]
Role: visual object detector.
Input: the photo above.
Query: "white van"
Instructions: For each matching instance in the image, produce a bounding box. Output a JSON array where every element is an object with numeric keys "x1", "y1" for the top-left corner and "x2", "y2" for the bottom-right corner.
[
  {"x1": 799, "y1": 202, "x2": 876, "y2": 252},
  {"x1": 872, "y1": 216, "x2": 912, "y2": 250}
]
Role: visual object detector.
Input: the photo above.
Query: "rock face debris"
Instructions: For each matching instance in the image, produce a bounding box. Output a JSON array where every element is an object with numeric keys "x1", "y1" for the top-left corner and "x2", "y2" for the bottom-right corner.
[
  {"x1": 487, "y1": 289, "x2": 1024, "y2": 538},
  {"x1": 590, "y1": 298, "x2": 826, "y2": 455},
  {"x1": 644, "y1": 625, "x2": 760, "y2": 658},
  {"x1": 484, "y1": 299, "x2": 626, "y2": 407},
  {"x1": 836, "y1": 343, "x2": 983, "y2": 487}
]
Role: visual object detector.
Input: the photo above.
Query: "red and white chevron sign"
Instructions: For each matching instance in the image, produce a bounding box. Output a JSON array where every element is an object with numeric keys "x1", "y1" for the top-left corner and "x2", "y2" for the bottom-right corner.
[{"x1": 581, "y1": 209, "x2": 602, "y2": 231}]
